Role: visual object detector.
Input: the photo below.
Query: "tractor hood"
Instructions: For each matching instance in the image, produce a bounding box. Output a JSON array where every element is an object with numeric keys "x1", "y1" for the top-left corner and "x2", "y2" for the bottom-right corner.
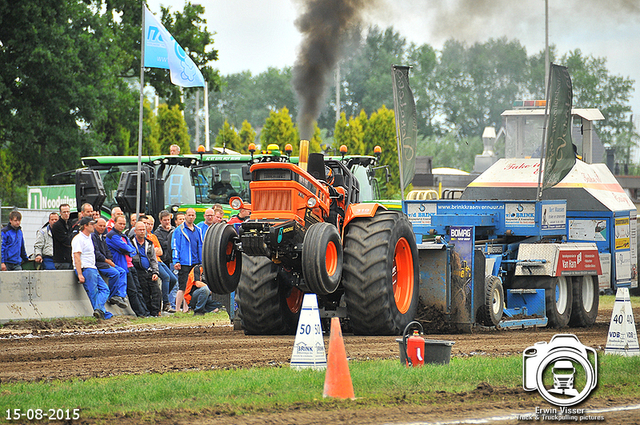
[{"x1": 462, "y1": 158, "x2": 636, "y2": 213}]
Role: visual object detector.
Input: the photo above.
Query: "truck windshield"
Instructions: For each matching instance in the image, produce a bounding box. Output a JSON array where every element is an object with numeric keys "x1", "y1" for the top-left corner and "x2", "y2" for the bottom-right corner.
[
  {"x1": 504, "y1": 115, "x2": 546, "y2": 158},
  {"x1": 98, "y1": 165, "x2": 144, "y2": 211},
  {"x1": 193, "y1": 163, "x2": 251, "y2": 205},
  {"x1": 351, "y1": 164, "x2": 379, "y2": 201},
  {"x1": 163, "y1": 164, "x2": 197, "y2": 206}
]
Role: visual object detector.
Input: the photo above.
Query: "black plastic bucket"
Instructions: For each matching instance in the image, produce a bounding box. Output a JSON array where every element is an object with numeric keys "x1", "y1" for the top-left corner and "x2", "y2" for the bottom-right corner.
[{"x1": 396, "y1": 338, "x2": 455, "y2": 365}]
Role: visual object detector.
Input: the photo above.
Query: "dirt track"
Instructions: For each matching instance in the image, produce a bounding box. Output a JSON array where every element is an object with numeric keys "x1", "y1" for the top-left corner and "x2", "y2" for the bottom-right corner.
[
  {"x1": 1, "y1": 305, "x2": 638, "y2": 424},
  {"x1": 0, "y1": 320, "x2": 613, "y2": 383}
]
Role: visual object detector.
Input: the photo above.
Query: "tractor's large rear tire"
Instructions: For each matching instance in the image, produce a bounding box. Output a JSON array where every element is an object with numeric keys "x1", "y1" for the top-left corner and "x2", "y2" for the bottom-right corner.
[
  {"x1": 302, "y1": 222, "x2": 343, "y2": 295},
  {"x1": 342, "y1": 210, "x2": 419, "y2": 335},
  {"x1": 202, "y1": 223, "x2": 242, "y2": 294},
  {"x1": 569, "y1": 275, "x2": 599, "y2": 327},
  {"x1": 235, "y1": 255, "x2": 303, "y2": 335}
]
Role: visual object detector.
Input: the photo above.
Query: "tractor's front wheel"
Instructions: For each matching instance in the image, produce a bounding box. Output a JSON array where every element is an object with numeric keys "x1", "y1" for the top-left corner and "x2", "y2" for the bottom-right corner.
[
  {"x1": 342, "y1": 210, "x2": 419, "y2": 335},
  {"x1": 202, "y1": 223, "x2": 242, "y2": 294},
  {"x1": 235, "y1": 255, "x2": 302, "y2": 335},
  {"x1": 302, "y1": 222, "x2": 343, "y2": 295}
]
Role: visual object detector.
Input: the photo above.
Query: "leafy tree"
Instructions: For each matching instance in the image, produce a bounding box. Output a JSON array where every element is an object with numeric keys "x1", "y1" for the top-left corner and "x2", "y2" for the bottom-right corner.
[
  {"x1": 255, "y1": 67, "x2": 297, "y2": 118},
  {"x1": 524, "y1": 45, "x2": 558, "y2": 99},
  {"x1": 238, "y1": 120, "x2": 257, "y2": 151},
  {"x1": 215, "y1": 120, "x2": 242, "y2": 153},
  {"x1": 92, "y1": 82, "x2": 138, "y2": 156},
  {"x1": 0, "y1": 149, "x2": 17, "y2": 205},
  {"x1": 436, "y1": 37, "x2": 529, "y2": 138},
  {"x1": 260, "y1": 107, "x2": 299, "y2": 150},
  {"x1": 308, "y1": 122, "x2": 323, "y2": 154},
  {"x1": 417, "y1": 134, "x2": 483, "y2": 173},
  {"x1": 201, "y1": 67, "x2": 297, "y2": 141},
  {"x1": 0, "y1": 0, "x2": 219, "y2": 207},
  {"x1": 342, "y1": 27, "x2": 407, "y2": 120},
  {"x1": 141, "y1": 99, "x2": 161, "y2": 156},
  {"x1": 561, "y1": 50, "x2": 635, "y2": 157},
  {"x1": 357, "y1": 109, "x2": 369, "y2": 135},
  {"x1": 108, "y1": 0, "x2": 220, "y2": 107},
  {"x1": 157, "y1": 104, "x2": 190, "y2": 154},
  {"x1": 0, "y1": 0, "x2": 125, "y2": 194},
  {"x1": 364, "y1": 106, "x2": 399, "y2": 197},
  {"x1": 200, "y1": 71, "x2": 254, "y2": 139},
  {"x1": 407, "y1": 43, "x2": 440, "y2": 136},
  {"x1": 334, "y1": 112, "x2": 365, "y2": 153}
]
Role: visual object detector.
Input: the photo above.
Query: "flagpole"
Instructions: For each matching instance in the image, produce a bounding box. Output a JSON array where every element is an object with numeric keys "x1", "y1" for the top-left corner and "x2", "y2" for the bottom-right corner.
[
  {"x1": 136, "y1": 3, "x2": 145, "y2": 220},
  {"x1": 204, "y1": 81, "x2": 210, "y2": 150},
  {"x1": 391, "y1": 65, "x2": 406, "y2": 201},
  {"x1": 536, "y1": 63, "x2": 554, "y2": 201}
]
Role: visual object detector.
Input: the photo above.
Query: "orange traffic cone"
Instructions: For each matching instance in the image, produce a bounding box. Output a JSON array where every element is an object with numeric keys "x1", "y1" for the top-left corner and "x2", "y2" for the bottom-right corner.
[{"x1": 323, "y1": 317, "x2": 355, "y2": 399}]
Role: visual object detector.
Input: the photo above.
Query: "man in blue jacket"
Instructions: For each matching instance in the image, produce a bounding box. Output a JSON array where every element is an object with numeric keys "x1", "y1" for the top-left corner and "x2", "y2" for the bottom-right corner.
[
  {"x1": 1, "y1": 210, "x2": 28, "y2": 271},
  {"x1": 106, "y1": 215, "x2": 149, "y2": 317},
  {"x1": 172, "y1": 208, "x2": 204, "y2": 313},
  {"x1": 92, "y1": 218, "x2": 128, "y2": 309}
]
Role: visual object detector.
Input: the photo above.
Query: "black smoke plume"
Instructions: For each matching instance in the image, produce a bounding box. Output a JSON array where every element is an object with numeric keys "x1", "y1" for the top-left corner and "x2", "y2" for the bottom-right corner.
[{"x1": 292, "y1": 0, "x2": 379, "y2": 140}]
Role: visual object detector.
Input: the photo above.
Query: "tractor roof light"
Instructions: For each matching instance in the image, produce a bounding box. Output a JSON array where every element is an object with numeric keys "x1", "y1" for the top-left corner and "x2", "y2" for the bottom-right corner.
[
  {"x1": 197, "y1": 145, "x2": 205, "y2": 153},
  {"x1": 285, "y1": 143, "x2": 293, "y2": 157},
  {"x1": 306, "y1": 197, "x2": 317, "y2": 208},
  {"x1": 340, "y1": 145, "x2": 347, "y2": 161},
  {"x1": 373, "y1": 145, "x2": 382, "y2": 163}
]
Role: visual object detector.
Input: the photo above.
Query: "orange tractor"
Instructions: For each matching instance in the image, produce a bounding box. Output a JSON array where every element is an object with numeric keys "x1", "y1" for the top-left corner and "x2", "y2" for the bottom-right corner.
[{"x1": 202, "y1": 142, "x2": 419, "y2": 335}]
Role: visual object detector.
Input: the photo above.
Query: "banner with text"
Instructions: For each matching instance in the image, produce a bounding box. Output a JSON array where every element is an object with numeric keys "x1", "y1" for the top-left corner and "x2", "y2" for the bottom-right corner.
[
  {"x1": 542, "y1": 64, "x2": 575, "y2": 190},
  {"x1": 392, "y1": 65, "x2": 418, "y2": 193},
  {"x1": 27, "y1": 185, "x2": 76, "y2": 210}
]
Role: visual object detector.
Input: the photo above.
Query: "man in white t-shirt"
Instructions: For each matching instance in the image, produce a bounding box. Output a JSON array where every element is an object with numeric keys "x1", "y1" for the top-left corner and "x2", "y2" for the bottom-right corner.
[{"x1": 72, "y1": 217, "x2": 112, "y2": 320}]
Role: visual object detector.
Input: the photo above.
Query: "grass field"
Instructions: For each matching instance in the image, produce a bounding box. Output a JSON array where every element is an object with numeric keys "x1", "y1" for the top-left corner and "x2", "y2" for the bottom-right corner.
[
  {"x1": 1, "y1": 352, "x2": 638, "y2": 421},
  {"x1": 1, "y1": 294, "x2": 638, "y2": 422}
]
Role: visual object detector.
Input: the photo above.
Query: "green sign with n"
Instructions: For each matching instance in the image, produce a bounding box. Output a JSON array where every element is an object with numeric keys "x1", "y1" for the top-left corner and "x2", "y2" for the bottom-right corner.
[{"x1": 27, "y1": 185, "x2": 76, "y2": 210}]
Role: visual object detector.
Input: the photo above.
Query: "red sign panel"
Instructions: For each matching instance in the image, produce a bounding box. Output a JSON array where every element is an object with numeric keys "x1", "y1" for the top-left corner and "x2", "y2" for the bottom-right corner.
[{"x1": 556, "y1": 249, "x2": 602, "y2": 276}]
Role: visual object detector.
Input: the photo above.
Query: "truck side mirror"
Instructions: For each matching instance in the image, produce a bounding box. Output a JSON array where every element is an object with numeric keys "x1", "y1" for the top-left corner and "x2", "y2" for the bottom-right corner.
[
  {"x1": 75, "y1": 169, "x2": 106, "y2": 213},
  {"x1": 115, "y1": 171, "x2": 147, "y2": 213},
  {"x1": 242, "y1": 165, "x2": 251, "y2": 181}
]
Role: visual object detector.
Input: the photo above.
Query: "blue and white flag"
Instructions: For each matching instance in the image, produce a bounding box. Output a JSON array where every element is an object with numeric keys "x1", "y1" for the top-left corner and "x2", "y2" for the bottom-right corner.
[{"x1": 143, "y1": 6, "x2": 205, "y2": 87}]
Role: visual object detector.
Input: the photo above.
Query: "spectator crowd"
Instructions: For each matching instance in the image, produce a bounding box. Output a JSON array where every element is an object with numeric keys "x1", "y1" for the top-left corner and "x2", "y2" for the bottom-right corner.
[{"x1": 0, "y1": 202, "x2": 242, "y2": 320}]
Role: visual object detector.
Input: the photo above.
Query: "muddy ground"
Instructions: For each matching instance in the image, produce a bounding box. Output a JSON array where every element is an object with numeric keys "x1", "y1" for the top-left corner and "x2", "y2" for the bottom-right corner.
[{"x1": 1, "y1": 305, "x2": 638, "y2": 424}]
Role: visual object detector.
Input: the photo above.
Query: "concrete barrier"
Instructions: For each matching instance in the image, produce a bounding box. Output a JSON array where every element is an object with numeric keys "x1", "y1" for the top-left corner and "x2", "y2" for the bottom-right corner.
[{"x1": 0, "y1": 270, "x2": 135, "y2": 323}]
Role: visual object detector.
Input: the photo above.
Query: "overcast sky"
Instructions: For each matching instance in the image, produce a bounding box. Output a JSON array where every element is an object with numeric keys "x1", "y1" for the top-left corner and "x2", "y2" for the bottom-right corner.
[{"x1": 146, "y1": 0, "x2": 640, "y2": 121}]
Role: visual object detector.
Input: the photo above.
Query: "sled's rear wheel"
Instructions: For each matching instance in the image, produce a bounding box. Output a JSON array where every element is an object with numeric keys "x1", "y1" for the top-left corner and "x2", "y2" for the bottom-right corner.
[
  {"x1": 546, "y1": 276, "x2": 573, "y2": 328},
  {"x1": 569, "y1": 275, "x2": 599, "y2": 327},
  {"x1": 342, "y1": 210, "x2": 419, "y2": 335},
  {"x1": 477, "y1": 275, "x2": 504, "y2": 327}
]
